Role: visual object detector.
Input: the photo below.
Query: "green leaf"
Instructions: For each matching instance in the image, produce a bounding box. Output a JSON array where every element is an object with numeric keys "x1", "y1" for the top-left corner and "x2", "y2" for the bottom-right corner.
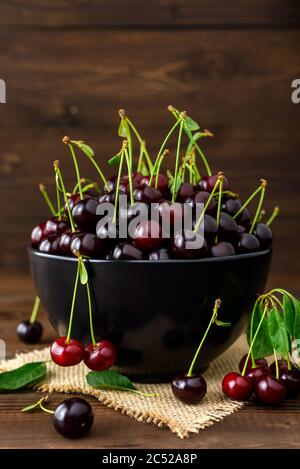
[
  {"x1": 108, "y1": 153, "x2": 121, "y2": 166},
  {"x1": 247, "y1": 302, "x2": 273, "y2": 359},
  {"x1": 215, "y1": 319, "x2": 231, "y2": 327},
  {"x1": 118, "y1": 120, "x2": 128, "y2": 138},
  {"x1": 184, "y1": 116, "x2": 200, "y2": 132},
  {"x1": 292, "y1": 296, "x2": 300, "y2": 340},
  {"x1": 79, "y1": 258, "x2": 88, "y2": 285},
  {"x1": 87, "y1": 369, "x2": 136, "y2": 392},
  {"x1": 267, "y1": 308, "x2": 290, "y2": 357},
  {"x1": 0, "y1": 363, "x2": 46, "y2": 391},
  {"x1": 71, "y1": 140, "x2": 95, "y2": 158},
  {"x1": 283, "y1": 294, "x2": 295, "y2": 337}
]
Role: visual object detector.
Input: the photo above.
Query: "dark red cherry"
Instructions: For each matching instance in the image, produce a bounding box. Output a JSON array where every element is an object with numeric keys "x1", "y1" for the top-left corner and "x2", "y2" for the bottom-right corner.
[
  {"x1": 134, "y1": 220, "x2": 162, "y2": 251},
  {"x1": 221, "y1": 198, "x2": 242, "y2": 217},
  {"x1": 222, "y1": 372, "x2": 254, "y2": 401},
  {"x1": 98, "y1": 189, "x2": 126, "y2": 204},
  {"x1": 239, "y1": 354, "x2": 268, "y2": 373},
  {"x1": 112, "y1": 243, "x2": 143, "y2": 260},
  {"x1": 269, "y1": 359, "x2": 296, "y2": 375},
  {"x1": 171, "y1": 374, "x2": 207, "y2": 404},
  {"x1": 218, "y1": 212, "x2": 238, "y2": 242},
  {"x1": 72, "y1": 198, "x2": 99, "y2": 230},
  {"x1": 253, "y1": 223, "x2": 273, "y2": 250},
  {"x1": 177, "y1": 183, "x2": 195, "y2": 202},
  {"x1": 84, "y1": 340, "x2": 117, "y2": 371},
  {"x1": 70, "y1": 233, "x2": 105, "y2": 257},
  {"x1": 44, "y1": 216, "x2": 70, "y2": 237},
  {"x1": 210, "y1": 241, "x2": 235, "y2": 257},
  {"x1": 203, "y1": 214, "x2": 218, "y2": 244},
  {"x1": 148, "y1": 248, "x2": 171, "y2": 260},
  {"x1": 65, "y1": 193, "x2": 92, "y2": 213},
  {"x1": 255, "y1": 375, "x2": 286, "y2": 405},
  {"x1": 53, "y1": 398, "x2": 94, "y2": 439},
  {"x1": 171, "y1": 229, "x2": 208, "y2": 259},
  {"x1": 104, "y1": 175, "x2": 117, "y2": 192},
  {"x1": 246, "y1": 366, "x2": 271, "y2": 383},
  {"x1": 132, "y1": 171, "x2": 144, "y2": 184},
  {"x1": 140, "y1": 174, "x2": 168, "y2": 194},
  {"x1": 235, "y1": 208, "x2": 251, "y2": 229},
  {"x1": 199, "y1": 174, "x2": 230, "y2": 193},
  {"x1": 237, "y1": 233, "x2": 260, "y2": 253},
  {"x1": 16, "y1": 320, "x2": 43, "y2": 344},
  {"x1": 39, "y1": 234, "x2": 61, "y2": 254},
  {"x1": 185, "y1": 191, "x2": 217, "y2": 214},
  {"x1": 31, "y1": 222, "x2": 47, "y2": 248},
  {"x1": 279, "y1": 369, "x2": 300, "y2": 397},
  {"x1": 50, "y1": 337, "x2": 85, "y2": 366},
  {"x1": 133, "y1": 186, "x2": 162, "y2": 204},
  {"x1": 59, "y1": 229, "x2": 80, "y2": 256},
  {"x1": 237, "y1": 224, "x2": 246, "y2": 234}
]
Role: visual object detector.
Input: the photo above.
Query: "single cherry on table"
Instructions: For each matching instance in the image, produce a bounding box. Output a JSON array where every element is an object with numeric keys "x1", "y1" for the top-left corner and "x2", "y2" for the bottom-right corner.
[
  {"x1": 53, "y1": 397, "x2": 94, "y2": 439},
  {"x1": 16, "y1": 320, "x2": 43, "y2": 344}
]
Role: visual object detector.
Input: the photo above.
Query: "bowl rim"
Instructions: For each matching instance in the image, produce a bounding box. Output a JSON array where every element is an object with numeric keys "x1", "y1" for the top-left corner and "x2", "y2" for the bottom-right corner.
[{"x1": 28, "y1": 246, "x2": 271, "y2": 265}]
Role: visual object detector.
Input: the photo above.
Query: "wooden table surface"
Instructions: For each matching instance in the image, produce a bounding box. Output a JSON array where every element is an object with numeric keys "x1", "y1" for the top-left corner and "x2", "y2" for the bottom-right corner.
[{"x1": 0, "y1": 272, "x2": 299, "y2": 449}]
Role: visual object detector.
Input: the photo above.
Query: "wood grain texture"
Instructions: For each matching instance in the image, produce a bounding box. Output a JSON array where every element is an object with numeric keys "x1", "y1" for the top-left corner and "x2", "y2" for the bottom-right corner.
[{"x1": 0, "y1": 274, "x2": 300, "y2": 449}]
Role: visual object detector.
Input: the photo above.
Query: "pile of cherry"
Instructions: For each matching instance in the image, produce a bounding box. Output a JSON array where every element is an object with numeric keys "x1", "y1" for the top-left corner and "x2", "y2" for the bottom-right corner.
[{"x1": 30, "y1": 107, "x2": 278, "y2": 261}]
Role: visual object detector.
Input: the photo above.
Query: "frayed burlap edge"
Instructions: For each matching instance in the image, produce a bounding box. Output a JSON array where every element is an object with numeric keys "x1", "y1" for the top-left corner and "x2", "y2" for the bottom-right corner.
[{"x1": 0, "y1": 337, "x2": 247, "y2": 439}]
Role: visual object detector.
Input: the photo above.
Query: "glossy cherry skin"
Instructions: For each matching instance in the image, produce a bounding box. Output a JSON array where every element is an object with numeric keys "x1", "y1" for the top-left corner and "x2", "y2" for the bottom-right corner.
[
  {"x1": 246, "y1": 366, "x2": 271, "y2": 383},
  {"x1": 140, "y1": 174, "x2": 168, "y2": 194},
  {"x1": 235, "y1": 208, "x2": 251, "y2": 229},
  {"x1": 72, "y1": 198, "x2": 99, "y2": 231},
  {"x1": 112, "y1": 243, "x2": 143, "y2": 260},
  {"x1": 239, "y1": 354, "x2": 268, "y2": 373},
  {"x1": 185, "y1": 190, "x2": 217, "y2": 215},
  {"x1": 237, "y1": 233, "x2": 260, "y2": 254},
  {"x1": 171, "y1": 374, "x2": 207, "y2": 404},
  {"x1": 218, "y1": 212, "x2": 238, "y2": 243},
  {"x1": 134, "y1": 220, "x2": 162, "y2": 251},
  {"x1": 84, "y1": 340, "x2": 117, "y2": 371},
  {"x1": 269, "y1": 359, "x2": 296, "y2": 375},
  {"x1": 255, "y1": 375, "x2": 286, "y2": 405},
  {"x1": 65, "y1": 193, "x2": 92, "y2": 213},
  {"x1": 210, "y1": 241, "x2": 235, "y2": 257},
  {"x1": 222, "y1": 372, "x2": 254, "y2": 401},
  {"x1": 16, "y1": 320, "x2": 43, "y2": 344},
  {"x1": 98, "y1": 189, "x2": 126, "y2": 204},
  {"x1": 148, "y1": 248, "x2": 171, "y2": 260},
  {"x1": 31, "y1": 222, "x2": 47, "y2": 248},
  {"x1": 53, "y1": 398, "x2": 94, "y2": 439},
  {"x1": 171, "y1": 229, "x2": 208, "y2": 259},
  {"x1": 253, "y1": 223, "x2": 273, "y2": 250},
  {"x1": 50, "y1": 337, "x2": 85, "y2": 366},
  {"x1": 199, "y1": 174, "x2": 230, "y2": 192},
  {"x1": 203, "y1": 214, "x2": 218, "y2": 244},
  {"x1": 177, "y1": 183, "x2": 195, "y2": 202},
  {"x1": 133, "y1": 186, "x2": 162, "y2": 204},
  {"x1": 279, "y1": 369, "x2": 300, "y2": 397},
  {"x1": 44, "y1": 217, "x2": 70, "y2": 237},
  {"x1": 39, "y1": 234, "x2": 61, "y2": 254},
  {"x1": 59, "y1": 229, "x2": 80, "y2": 256},
  {"x1": 70, "y1": 233, "x2": 105, "y2": 257},
  {"x1": 221, "y1": 198, "x2": 242, "y2": 217}
]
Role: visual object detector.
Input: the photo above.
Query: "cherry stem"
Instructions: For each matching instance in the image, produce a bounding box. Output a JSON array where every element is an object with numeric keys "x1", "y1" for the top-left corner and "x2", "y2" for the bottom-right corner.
[
  {"x1": 124, "y1": 147, "x2": 134, "y2": 206},
  {"x1": 39, "y1": 184, "x2": 56, "y2": 217},
  {"x1": 68, "y1": 143, "x2": 83, "y2": 200},
  {"x1": 286, "y1": 353, "x2": 292, "y2": 371},
  {"x1": 172, "y1": 120, "x2": 184, "y2": 202},
  {"x1": 266, "y1": 206, "x2": 279, "y2": 226},
  {"x1": 233, "y1": 180, "x2": 266, "y2": 220},
  {"x1": 112, "y1": 145, "x2": 125, "y2": 224},
  {"x1": 40, "y1": 399, "x2": 55, "y2": 415},
  {"x1": 193, "y1": 176, "x2": 221, "y2": 233},
  {"x1": 187, "y1": 299, "x2": 221, "y2": 377},
  {"x1": 54, "y1": 173, "x2": 62, "y2": 221},
  {"x1": 22, "y1": 396, "x2": 54, "y2": 415},
  {"x1": 96, "y1": 384, "x2": 159, "y2": 397},
  {"x1": 248, "y1": 297, "x2": 261, "y2": 368},
  {"x1": 78, "y1": 148, "x2": 110, "y2": 192},
  {"x1": 125, "y1": 116, "x2": 153, "y2": 172},
  {"x1": 86, "y1": 281, "x2": 96, "y2": 347},
  {"x1": 155, "y1": 149, "x2": 169, "y2": 189},
  {"x1": 29, "y1": 296, "x2": 41, "y2": 324},
  {"x1": 249, "y1": 180, "x2": 267, "y2": 234},
  {"x1": 273, "y1": 348, "x2": 279, "y2": 380},
  {"x1": 54, "y1": 161, "x2": 76, "y2": 233},
  {"x1": 214, "y1": 175, "x2": 224, "y2": 243},
  {"x1": 66, "y1": 258, "x2": 80, "y2": 343},
  {"x1": 241, "y1": 303, "x2": 268, "y2": 376},
  {"x1": 193, "y1": 141, "x2": 212, "y2": 176},
  {"x1": 149, "y1": 119, "x2": 181, "y2": 185}
]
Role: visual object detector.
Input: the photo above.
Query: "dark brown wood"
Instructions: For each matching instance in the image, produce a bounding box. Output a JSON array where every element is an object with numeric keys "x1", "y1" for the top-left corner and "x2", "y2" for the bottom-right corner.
[
  {"x1": 0, "y1": 0, "x2": 299, "y2": 27},
  {"x1": 0, "y1": 273, "x2": 300, "y2": 449}
]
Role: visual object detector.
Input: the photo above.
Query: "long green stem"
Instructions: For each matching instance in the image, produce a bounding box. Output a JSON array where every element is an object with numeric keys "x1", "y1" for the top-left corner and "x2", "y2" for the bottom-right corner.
[
  {"x1": 112, "y1": 150, "x2": 125, "y2": 224},
  {"x1": 193, "y1": 141, "x2": 212, "y2": 176},
  {"x1": 68, "y1": 143, "x2": 83, "y2": 200},
  {"x1": 172, "y1": 120, "x2": 184, "y2": 202},
  {"x1": 241, "y1": 304, "x2": 268, "y2": 376},
  {"x1": 193, "y1": 177, "x2": 221, "y2": 233},
  {"x1": 54, "y1": 161, "x2": 76, "y2": 232},
  {"x1": 214, "y1": 176, "x2": 223, "y2": 243},
  {"x1": 86, "y1": 282, "x2": 96, "y2": 347},
  {"x1": 124, "y1": 147, "x2": 134, "y2": 206},
  {"x1": 29, "y1": 297, "x2": 41, "y2": 324},
  {"x1": 266, "y1": 206, "x2": 279, "y2": 226},
  {"x1": 273, "y1": 348, "x2": 279, "y2": 380},
  {"x1": 249, "y1": 297, "x2": 261, "y2": 368},
  {"x1": 39, "y1": 184, "x2": 56, "y2": 216},
  {"x1": 55, "y1": 176, "x2": 62, "y2": 221},
  {"x1": 87, "y1": 155, "x2": 110, "y2": 192},
  {"x1": 249, "y1": 181, "x2": 267, "y2": 234},
  {"x1": 126, "y1": 117, "x2": 153, "y2": 172},
  {"x1": 233, "y1": 181, "x2": 265, "y2": 220},
  {"x1": 155, "y1": 150, "x2": 169, "y2": 188},
  {"x1": 66, "y1": 260, "x2": 80, "y2": 342},
  {"x1": 187, "y1": 299, "x2": 221, "y2": 376}
]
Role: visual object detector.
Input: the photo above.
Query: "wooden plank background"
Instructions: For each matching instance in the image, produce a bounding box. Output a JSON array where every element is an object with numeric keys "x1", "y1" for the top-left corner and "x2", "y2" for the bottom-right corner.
[{"x1": 0, "y1": 1, "x2": 299, "y2": 279}]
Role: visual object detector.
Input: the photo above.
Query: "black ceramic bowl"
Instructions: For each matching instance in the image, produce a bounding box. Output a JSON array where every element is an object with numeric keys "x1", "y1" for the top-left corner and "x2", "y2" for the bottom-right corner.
[{"x1": 28, "y1": 247, "x2": 271, "y2": 381}]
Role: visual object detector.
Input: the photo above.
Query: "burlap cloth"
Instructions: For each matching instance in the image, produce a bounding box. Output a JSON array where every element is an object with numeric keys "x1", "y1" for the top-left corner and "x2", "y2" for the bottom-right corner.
[{"x1": 0, "y1": 336, "x2": 247, "y2": 438}]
